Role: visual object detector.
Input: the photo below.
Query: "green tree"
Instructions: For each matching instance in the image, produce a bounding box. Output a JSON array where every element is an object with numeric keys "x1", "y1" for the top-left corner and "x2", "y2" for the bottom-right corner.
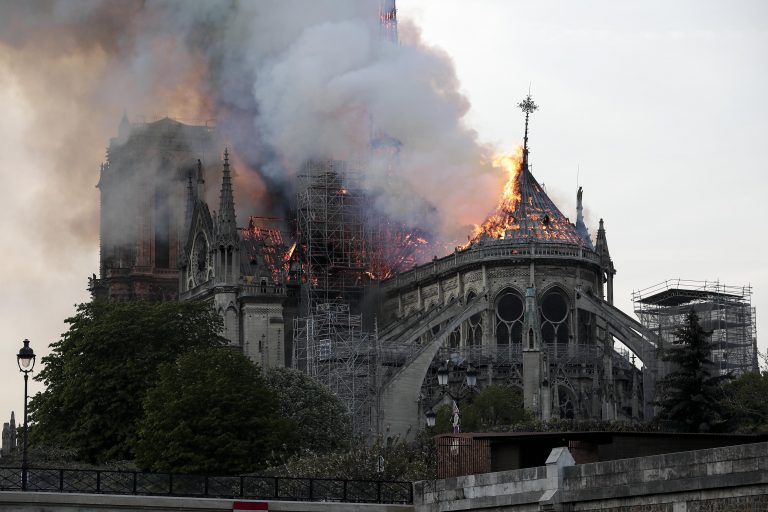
[
  {"x1": 432, "y1": 385, "x2": 529, "y2": 433},
  {"x1": 655, "y1": 311, "x2": 729, "y2": 432},
  {"x1": 29, "y1": 301, "x2": 225, "y2": 463},
  {"x1": 265, "y1": 367, "x2": 352, "y2": 454},
  {"x1": 266, "y1": 434, "x2": 435, "y2": 481},
  {"x1": 463, "y1": 385, "x2": 529, "y2": 431},
  {"x1": 136, "y1": 347, "x2": 293, "y2": 474},
  {"x1": 721, "y1": 370, "x2": 768, "y2": 433}
]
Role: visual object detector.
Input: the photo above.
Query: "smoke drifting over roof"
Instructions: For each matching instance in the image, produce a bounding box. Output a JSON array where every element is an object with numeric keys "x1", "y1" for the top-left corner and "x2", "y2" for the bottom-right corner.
[{"x1": 0, "y1": 0, "x2": 506, "y2": 250}]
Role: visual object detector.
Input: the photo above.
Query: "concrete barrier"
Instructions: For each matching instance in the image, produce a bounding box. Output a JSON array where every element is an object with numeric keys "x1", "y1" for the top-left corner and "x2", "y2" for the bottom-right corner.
[{"x1": 0, "y1": 491, "x2": 415, "y2": 512}]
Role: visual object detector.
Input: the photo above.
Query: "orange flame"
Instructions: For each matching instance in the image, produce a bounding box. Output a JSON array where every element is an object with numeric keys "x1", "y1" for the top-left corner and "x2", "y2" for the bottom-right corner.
[{"x1": 465, "y1": 146, "x2": 524, "y2": 245}]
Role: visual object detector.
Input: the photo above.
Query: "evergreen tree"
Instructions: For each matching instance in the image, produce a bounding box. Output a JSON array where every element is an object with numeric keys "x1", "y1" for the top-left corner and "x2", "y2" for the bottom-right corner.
[
  {"x1": 136, "y1": 347, "x2": 294, "y2": 474},
  {"x1": 29, "y1": 301, "x2": 225, "y2": 463},
  {"x1": 655, "y1": 311, "x2": 729, "y2": 432}
]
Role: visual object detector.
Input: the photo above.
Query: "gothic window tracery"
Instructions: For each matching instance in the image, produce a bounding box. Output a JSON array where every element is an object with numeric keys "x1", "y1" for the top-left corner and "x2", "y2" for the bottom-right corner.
[
  {"x1": 558, "y1": 386, "x2": 576, "y2": 419},
  {"x1": 495, "y1": 289, "x2": 524, "y2": 346},
  {"x1": 465, "y1": 291, "x2": 483, "y2": 346},
  {"x1": 448, "y1": 326, "x2": 461, "y2": 348},
  {"x1": 540, "y1": 288, "x2": 570, "y2": 347},
  {"x1": 192, "y1": 232, "x2": 209, "y2": 286}
]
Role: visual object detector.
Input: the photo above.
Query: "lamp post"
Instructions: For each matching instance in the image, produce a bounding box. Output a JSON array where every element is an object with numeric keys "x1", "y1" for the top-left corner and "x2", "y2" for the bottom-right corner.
[
  {"x1": 425, "y1": 409, "x2": 437, "y2": 428},
  {"x1": 426, "y1": 360, "x2": 478, "y2": 431},
  {"x1": 17, "y1": 339, "x2": 35, "y2": 491}
]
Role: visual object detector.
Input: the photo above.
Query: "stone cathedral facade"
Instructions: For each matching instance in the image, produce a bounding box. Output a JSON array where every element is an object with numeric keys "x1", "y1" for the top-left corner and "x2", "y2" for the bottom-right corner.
[{"x1": 92, "y1": 104, "x2": 662, "y2": 437}]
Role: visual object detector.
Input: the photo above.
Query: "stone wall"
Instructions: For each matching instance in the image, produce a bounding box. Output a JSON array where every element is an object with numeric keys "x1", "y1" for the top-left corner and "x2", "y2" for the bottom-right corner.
[{"x1": 415, "y1": 442, "x2": 768, "y2": 511}]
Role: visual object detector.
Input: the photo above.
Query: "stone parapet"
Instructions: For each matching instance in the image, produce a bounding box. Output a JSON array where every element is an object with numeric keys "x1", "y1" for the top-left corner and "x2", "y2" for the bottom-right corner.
[
  {"x1": 382, "y1": 242, "x2": 600, "y2": 294},
  {"x1": 415, "y1": 441, "x2": 768, "y2": 511}
]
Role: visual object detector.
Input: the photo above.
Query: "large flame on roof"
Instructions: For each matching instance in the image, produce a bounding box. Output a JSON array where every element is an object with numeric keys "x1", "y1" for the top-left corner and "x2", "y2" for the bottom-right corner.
[{"x1": 466, "y1": 146, "x2": 524, "y2": 245}]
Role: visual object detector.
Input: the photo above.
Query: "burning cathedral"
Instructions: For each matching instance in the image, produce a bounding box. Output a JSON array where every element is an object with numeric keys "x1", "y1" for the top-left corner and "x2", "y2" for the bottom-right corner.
[{"x1": 89, "y1": 1, "x2": 757, "y2": 439}]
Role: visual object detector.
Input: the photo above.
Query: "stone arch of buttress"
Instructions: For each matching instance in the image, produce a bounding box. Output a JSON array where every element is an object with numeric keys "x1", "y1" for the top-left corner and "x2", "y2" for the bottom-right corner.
[{"x1": 378, "y1": 292, "x2": 488, "y2": 440}]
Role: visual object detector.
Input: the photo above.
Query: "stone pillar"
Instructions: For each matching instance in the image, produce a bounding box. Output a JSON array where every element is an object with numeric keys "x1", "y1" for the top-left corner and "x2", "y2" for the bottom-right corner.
[
  {"x1": 522, "y1": 286, "x2": 544, "y2": 418},
  {"x1": 631, "y1": 368, "x2": 639, "y2": 421},
  {"x1": 538, "y1": 447, "x2": 576, "y2": 511},
  {"x1": 602, "y1": 332, "x2": 615, "y2": 421}
]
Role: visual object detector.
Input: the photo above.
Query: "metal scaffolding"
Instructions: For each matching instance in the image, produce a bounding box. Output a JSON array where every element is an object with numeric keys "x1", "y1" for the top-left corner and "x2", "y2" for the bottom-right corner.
[
  {"x1": 295, "y1": 160, "x2": 369, "y2": 314},
  {"x1": 293, "y1": 302, "x2": 374, "y2": 435},
  {"x1": 633, "y1": 279, "x2": 758, "y2": 376}
]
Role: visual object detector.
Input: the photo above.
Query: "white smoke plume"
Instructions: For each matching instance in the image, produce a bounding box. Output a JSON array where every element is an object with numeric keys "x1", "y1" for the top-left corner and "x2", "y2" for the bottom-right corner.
[{"x1": 0, "y1": 0, "x2": 506, "y2": 250}]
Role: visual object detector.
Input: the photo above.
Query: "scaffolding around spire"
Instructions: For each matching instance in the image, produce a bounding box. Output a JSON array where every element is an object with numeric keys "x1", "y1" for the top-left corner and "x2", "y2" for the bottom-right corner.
[{"x1": 379, "y1": 0, "x2": 398, "y2": 44}]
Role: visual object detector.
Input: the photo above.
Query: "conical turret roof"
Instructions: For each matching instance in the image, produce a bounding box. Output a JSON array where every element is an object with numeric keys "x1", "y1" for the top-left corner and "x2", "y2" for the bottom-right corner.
[
  {"x1": 503, "y1": 158, "x2": 585, "y2": 245},
  {"x1": 472, "y1": 94, "x2": 588, "y2": 247}
]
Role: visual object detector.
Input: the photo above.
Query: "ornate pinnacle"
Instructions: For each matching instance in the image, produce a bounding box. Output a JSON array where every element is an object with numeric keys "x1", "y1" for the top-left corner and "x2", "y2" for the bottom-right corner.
[
  {"x1": 519, "y1": 93, "x2": 538, "y2": 165},
  {"x1": 518, "y1": 94, "x2": 538, "y2": 115}
]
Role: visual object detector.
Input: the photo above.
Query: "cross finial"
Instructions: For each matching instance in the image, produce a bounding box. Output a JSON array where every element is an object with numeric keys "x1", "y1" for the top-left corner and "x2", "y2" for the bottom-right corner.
[{"x1": 518, "y1": 94, "x2": 538, "y2": 115}]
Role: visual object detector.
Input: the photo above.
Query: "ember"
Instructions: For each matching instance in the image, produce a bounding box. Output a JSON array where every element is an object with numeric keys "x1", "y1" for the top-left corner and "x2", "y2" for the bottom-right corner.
[
  {"x1": 240, "y1": 216, "x2": 294, "y2": 284},
  {"x1": 465, "y1": 146, "x2": 524, "y2": 244},
  {"x1": 463, "y1": 94, "x2": 588, "y2": 248},
  {"x1": 368, "y1": 222, "x2": 430, "y2": 280}
]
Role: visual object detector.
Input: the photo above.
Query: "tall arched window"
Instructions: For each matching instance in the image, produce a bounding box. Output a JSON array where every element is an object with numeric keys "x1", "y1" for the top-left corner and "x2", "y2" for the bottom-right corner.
[
  {"x1": 495, "y1": 289, "x2": 524, "y2": 346},
  {"x1": 448, "y1": 326, "x2": 461, "y2": 348},
  {"x1": 465, "y1": 291, "x2": 483, "y2": 346},
  {"x1": 558, "y1": 386, "x2": 576, "y2": 419},
  {"x1": 540, "y1": 288, "x2": 570, "y2": 350}
]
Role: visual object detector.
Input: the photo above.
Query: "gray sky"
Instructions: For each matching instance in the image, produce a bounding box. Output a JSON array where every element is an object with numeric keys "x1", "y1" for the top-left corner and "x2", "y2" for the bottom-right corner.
[{"x1": 0, "y1": 1, "x2": 765, "y2": 425}]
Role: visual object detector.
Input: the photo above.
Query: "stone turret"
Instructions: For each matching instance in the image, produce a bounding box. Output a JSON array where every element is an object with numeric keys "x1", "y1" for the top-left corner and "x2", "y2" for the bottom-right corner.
[
  {"x1": 217, "y1": 149, "x2": 238, "y2": 246},
  {"x1": 595, "y1": 219, "x2": 616, "y2": 304},
  {"x1": 1, "y1": 412, "x2": 16, "y2": 458},
  {"x1": 213, "y1": 149, "x2": 240, "y2": 287},
  {"x1": 117, "y1": 112, "x2": 131, "y2": 143},
  {"x1": 196, "y1": 158, "x2": 205, "y2": 201},
  {"x1": 213, "y1": 149, "x2": 240, "y2": 346}
]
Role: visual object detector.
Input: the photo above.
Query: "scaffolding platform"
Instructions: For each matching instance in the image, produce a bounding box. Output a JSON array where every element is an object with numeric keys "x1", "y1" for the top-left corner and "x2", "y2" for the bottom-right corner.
[
  {"x1": 633, "y1": 279, "x2": 758, "y2": 376},
  {"x1": 296, "y1": 160, "x2": 370, "y2": 313}
]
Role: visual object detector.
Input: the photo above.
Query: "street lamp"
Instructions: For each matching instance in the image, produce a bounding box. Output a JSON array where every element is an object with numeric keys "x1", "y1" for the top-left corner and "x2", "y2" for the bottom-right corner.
[
  {"x1": 425, "y1": 409, "x2": 437, "y2": 428},
  {"x1": 437, "y1": 361, "x2": 450, "y2": 387},
  {"x1": 17, "y1": 339, "x2": 35, "y2": 492},
  {"x1": 433, "y1": 361, "x2": 480, "y2": 432},
  {"x1": 437, "y1": 360, "x2": 479, "y2": 389},
  {"x1": 465, "y1": 365, "x2": 478, "y2": 388}
]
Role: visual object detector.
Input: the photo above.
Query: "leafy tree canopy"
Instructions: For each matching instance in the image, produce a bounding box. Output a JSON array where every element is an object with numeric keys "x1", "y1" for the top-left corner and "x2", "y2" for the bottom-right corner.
[
  {"x1": 433, "y1": 385, "x2": 529, "y2": 433},
  {"x1": 721, "y1": 370, "x2": 768, "y2": 433},
  {"x1": 136, "y1": 347, "x2": 293, "y2": 474},
  {"x1": 655, "y1": 311, "x2": 730, "y2": 432},
  {"x1": 29, "y1": 301, "x2": 225, "y2": 463},
  {"x1": 265, "y1": 367, "x2": 352, "y2": 454}
]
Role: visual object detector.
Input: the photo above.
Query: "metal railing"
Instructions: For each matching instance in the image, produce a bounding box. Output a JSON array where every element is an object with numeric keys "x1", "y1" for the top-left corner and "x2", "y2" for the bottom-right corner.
[{"x1": 0, "y1": 467, "x2": 412, "y2": 504}]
